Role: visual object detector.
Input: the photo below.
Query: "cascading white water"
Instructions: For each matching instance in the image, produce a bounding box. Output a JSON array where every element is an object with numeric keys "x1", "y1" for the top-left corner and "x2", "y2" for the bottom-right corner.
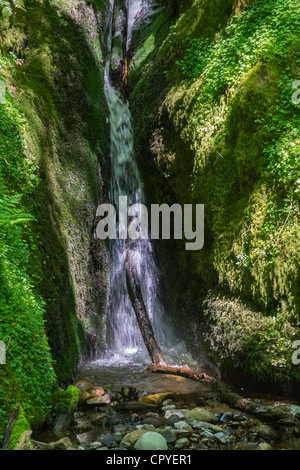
[
  {"x1": 92, "y1": 0, "x2": 195, "y2": 370},
  {"x1": 103, "y1": 0, "x2": 176, "y2": 362}
]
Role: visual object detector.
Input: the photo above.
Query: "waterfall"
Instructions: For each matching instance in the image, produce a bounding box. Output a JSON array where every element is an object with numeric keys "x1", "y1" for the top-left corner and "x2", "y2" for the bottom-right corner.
[{"x1": 92, "y1": 0, "x2": 193, "y2": 370}]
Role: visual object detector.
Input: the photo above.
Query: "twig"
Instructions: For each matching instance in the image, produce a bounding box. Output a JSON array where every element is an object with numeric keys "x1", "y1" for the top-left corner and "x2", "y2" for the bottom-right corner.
[
  {"x1": 241, "y1": 221, "x2": 252, "y2": 237},
  {"x1": 0, "y1": 157, "x2": 10, "y2": 165},
  {"x1": 5, "y1": 336, "x2": 11, "y2": 352},
  {"x1": 0, "y1": 148, "x2": 24, "y2": 160}
]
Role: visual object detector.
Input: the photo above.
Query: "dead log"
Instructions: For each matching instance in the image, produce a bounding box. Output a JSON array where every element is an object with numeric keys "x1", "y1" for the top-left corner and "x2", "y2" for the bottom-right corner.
[
  {"x1": 144, "y1": 364, "x2": 215, "y2": 384},
  {"x1": 125, "y1": 247, "x2": 167, "y2": 366},
  {"x1": 2, "y1": 404, "x2": 21, "y2": 449},
  {"x1": 124, "y1": 240, "x2": 212, "y2": 382}
]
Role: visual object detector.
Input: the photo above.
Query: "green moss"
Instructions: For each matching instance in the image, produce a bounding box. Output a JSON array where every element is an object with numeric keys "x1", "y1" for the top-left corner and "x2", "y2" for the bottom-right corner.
[
  {"x1": 52, "y1": 385, "x2": 80, "y2": 413},
  {"x1": 0, "y1": 0, "x2": 109, "y2": 439},
  {"x1": 129, "y1": 0, "x2": 300, "y2": 389},
  {"x1": 7, "y1": 406, "x2": 31, "y2": 451}
]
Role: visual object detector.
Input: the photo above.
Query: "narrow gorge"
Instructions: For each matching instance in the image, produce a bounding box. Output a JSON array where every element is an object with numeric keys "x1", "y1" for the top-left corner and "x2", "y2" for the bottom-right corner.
[{"x1": 0, "y1": 0, "x2": 300, "y2": 452}]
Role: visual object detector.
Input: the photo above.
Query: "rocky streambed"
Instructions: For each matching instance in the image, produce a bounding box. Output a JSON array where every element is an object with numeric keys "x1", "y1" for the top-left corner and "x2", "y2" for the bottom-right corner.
[{"x1": 33, "y1": 374, "x2": 300, "y2": 451}]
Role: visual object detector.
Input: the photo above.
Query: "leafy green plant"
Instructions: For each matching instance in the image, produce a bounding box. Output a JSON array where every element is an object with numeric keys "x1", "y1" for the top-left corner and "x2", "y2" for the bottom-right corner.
[
  {"x1": 0, "y1": 194, "x2": 36, "y2": 226},
  {"x1": 52, "y1": 386, "x2": 80, "y2": 413},
  {"x1": 176, "y1": 37, "x2": 212, "y2": 80},
  {"x1": 0, "y1": 0, "x2": 25, "y2": 18}
]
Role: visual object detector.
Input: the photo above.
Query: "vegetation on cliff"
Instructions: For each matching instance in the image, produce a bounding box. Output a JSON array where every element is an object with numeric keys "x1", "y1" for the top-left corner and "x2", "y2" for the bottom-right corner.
[
  {"x1": 0, "y1": 0, "x2": 109, "y2": 443},
  {"x1": 129, "y1": 0, "x2": 300, "y2": 389}
]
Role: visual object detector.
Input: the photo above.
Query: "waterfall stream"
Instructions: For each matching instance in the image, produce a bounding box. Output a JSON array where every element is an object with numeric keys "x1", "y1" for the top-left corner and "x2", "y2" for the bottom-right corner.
[{"x1": 85, "y1": 0, "x2": 197, "y2": 379}]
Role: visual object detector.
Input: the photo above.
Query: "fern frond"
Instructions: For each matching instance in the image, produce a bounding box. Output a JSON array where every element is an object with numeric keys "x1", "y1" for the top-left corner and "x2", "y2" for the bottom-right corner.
[{"x1": 0, "y1": 194, "x2": 36, "y2": 226}]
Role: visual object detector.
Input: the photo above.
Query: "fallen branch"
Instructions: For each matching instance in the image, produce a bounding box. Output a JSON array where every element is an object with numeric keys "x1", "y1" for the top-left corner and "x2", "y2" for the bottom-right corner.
[
  {"x1": 144, "y1": 364, "x2": 215, "y2": 384},
  {"x1": 125, "y1": 244, "x2": 167, "y2": 367}
]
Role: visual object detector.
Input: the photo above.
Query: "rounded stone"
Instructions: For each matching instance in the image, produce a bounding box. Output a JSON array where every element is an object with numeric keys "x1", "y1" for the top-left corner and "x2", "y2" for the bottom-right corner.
[
  {"x1": 134, "y1": 432, "x2": 168, "y2": 451},
  {"x1": 185, "y1": 408, "x2": 218, "y2": 423}
]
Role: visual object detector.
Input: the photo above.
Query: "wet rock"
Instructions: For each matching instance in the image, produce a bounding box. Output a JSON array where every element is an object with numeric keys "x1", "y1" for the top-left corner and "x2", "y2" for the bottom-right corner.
[
  {"x1": 255, "y1": 424, "x2": 278, "y2": 441},
  {"x1": 156, "y1": 428, "x2": 177, "y2": 444},
  {"x1": 86, "y1": 394, "x2": 111, "y2": 406},
  {"x1": 141, "y1": 417, "x2": 162, "y2": 428},
  {"x1": 194, "y1": 441, "x2": 209, "y2": 450},
  {"x1": 201, "y1": 437, "x2": 218, "y2": 449},
  {"x1": 188, "y1": 420, "x2": 223, "y2": 433},
  {"x1": 89, "y1": 441, "x2": 102, "y2": 448},
  {"x1": 100, "y1": 433, "x2": 122, "y2": 447},
  {"x1": 90, "y1": 387, "x2": 105, "y2": 398},
  {"x1": 78, "y1": 391, "x2": 92, "y2": 405},
  {"x1": 174, "y1": 437, "x2": 190, "y2": 449},
  {"x1": 14, "y1": 430, "x2": 33, "y2": 450},
  {"x1": 162, "y1": 405, "x2": 176, "y2": 412},
  {"x1": 121, "y1": 386, "x2": 138, "y2": 400},
  {"x1": 134, "y1": 432, "x2": 168, "y2": 451},
  {"x1": 73, "y1": 380, "x2": 94, "y2": 394},
  {"x1": 139, "y1": 393, "x2": 174, "y2": 406},
  {"x1": 220, "y1": 412, "x2": 243, "y2": 423},
  {"x1": 239, "y1": 418, "x2": 256, "y2": 427},
  {"x1": 113, "y1": 424, "x2": 129, "y2": 434},
  {"x1": 199, "y1": 430, "x2": 215, "y2": 440},
  {"x1": 256, "y1": 442, "x2": 273, "y2": 450},
  {"x1": 174, "y1": 421, "x2": 193, "y2": 434},
  {"x1": 136, "y1": 424, "x2": 156, "y2": 431},
  {"x1": 121, "y1": 429, "x2": 149, "y2": 446},
  {"x1": 214, "y1": 432, "x2": 233, "y2": 445},
  {"x1": 165, "y1": 409, "x2": 185, "y2": 419},
  {"x1": 162, "y1": 399, "x2": 174, "y2": 407},
  {"x1": 165, "y1": 415, "x2": 184, "y2": 426},
  {"x1": 185, "y1": 408, "x2": 218, "y2": 424}
]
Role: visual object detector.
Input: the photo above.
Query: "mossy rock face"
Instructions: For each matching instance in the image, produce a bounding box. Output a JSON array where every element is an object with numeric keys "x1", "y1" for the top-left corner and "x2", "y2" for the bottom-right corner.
[
  {"x1": 0, "y1": 0, "x2": 110, "y2": 438},
  {"x1": 128, "y1": 0, "x2": 300, "y2": 390}
]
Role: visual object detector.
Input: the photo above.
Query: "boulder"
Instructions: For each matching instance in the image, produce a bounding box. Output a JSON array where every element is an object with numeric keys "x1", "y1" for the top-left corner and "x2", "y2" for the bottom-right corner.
[
  {"x1": 73, "y1": 380, "x2": 94, "y2": 394},
  {"x1": 185, "y1": 408, "x2": 218, "y2": 423},
  {"x1": 134, "y1": 432, "x2": 168, "y2": 450},
  {"x1": 90, "y1": 387, "x2": 105, "y2": 398}
]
